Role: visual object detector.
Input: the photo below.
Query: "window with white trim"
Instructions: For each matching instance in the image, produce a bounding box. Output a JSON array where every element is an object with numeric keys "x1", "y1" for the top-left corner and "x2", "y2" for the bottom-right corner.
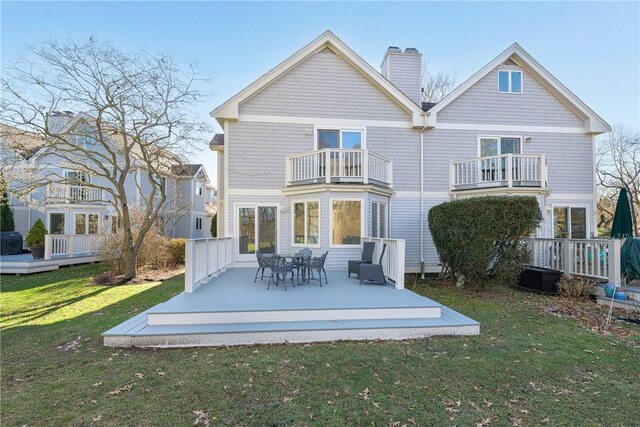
[
  {"x1": 371, "y1": 202, "x2": 388, "y2": 238},
  {"x1": 195, "y1": 217, "x2": 203, "y2": 231},
  {"x1": 317, "y1": 129, "x2": 363, "y2": 149},
  {"x1": 554, "y1": 207, "x2": 587, "y2": 239},
  {"x1": 498, "y1": 70, "x2": 522, "y2": 93},
  {"x1": 332, "y1": 200, "x2": 362, "y2": 245},
  {"x1": 293, "y1": 200, "x2": 320, "y2": 246},
  {"x1": 195, "y1": 182, "x2": 203, "y2": 196}
]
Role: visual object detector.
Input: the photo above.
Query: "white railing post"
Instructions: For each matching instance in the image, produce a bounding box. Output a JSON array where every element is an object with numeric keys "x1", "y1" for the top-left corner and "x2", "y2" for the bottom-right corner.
[
  {"x1": 67, "y1": 235, "x2": 75, "y2": 257},
  {"x1": 185, "y1": 239, "x2": 195, "y2": 293},
  {"x1": 44, "y1": 235, "x2": 52, "y2": 260},
  {"x1": 540, "y1": 154, "x2": 547, "y2": 188},
  {"x1": 562, "y1": 237, "x2": 571, "y2": 274},
  {"x1": 449, "y1": 161, "x2": 456, "y2": 190},
  {"x1": 325, "y1": 150, "x2": 331, "y2": 184},
  {"x1": 609, "y1": 239, "x2": 622, "y2": 285},
  {"x1": 506, "y1": 154, "x2": 513, "y2": 187},
  {"x1": 363, "y1": 150, "x2": 369, "y2": 184},
  {"x1": 395, "y1": 239, "x2": 405, "y2": 289},
  {"x1": 285, "y1": 158, "x2": 292, "y2": 186}
]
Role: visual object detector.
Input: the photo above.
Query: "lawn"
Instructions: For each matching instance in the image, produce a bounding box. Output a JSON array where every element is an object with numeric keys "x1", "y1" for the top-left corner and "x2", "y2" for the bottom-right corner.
[{"x1": 1, "y1": 265, "x2": 639, "y2": 426}]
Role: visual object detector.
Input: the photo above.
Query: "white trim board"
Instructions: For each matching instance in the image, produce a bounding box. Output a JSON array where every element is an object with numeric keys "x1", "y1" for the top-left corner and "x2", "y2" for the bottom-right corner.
[
  {"x1": 434, "y1": 122, "x2": 586, "y2": 134},
  {"x1": 238, "y1": 114, "x2": 413, "y2": 129}
]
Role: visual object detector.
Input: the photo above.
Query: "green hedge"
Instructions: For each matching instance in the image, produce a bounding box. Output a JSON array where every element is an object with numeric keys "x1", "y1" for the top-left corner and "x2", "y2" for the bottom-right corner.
[{"x1": 428, "y1": 196, "x2": 542, "y2": 288}]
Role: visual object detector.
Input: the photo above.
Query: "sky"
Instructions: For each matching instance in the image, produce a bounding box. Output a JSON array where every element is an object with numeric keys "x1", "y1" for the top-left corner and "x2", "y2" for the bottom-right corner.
[{"x1": 2, "y1": 1, "x2": 639, "y2": 187}]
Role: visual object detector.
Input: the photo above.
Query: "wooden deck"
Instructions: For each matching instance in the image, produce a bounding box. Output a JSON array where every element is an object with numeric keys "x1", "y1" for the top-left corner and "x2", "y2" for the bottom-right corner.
[
  {"x1": 0, "y1": 253, "x2": 100, "y2": 274},
  {"x1": 103, "y1": 268, "x2": 479, "y2": 347}
]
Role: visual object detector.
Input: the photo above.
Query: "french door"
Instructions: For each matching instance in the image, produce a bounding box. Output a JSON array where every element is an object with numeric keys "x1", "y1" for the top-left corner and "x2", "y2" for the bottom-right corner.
[
  {"x1": 479, "y1": 137, "x2": 521, "y2": 182},
  {"x1": 237, "y1": 206, "x2": 278, "y2": 261}
]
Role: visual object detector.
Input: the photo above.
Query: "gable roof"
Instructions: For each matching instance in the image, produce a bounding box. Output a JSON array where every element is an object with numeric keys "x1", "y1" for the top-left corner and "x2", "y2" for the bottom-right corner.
[
  {"x1": 171, "y1": 163, "x2": 203, "y2": 177},
  {"x1": 0, "y1": 123, "x2": 47, "y2": 160},
  {"x1": 211, "y1": 30, "x2": 425, "y2": 127},
  {"x1": 426, "y1": 43, "x2": 611, "y2": 134}
]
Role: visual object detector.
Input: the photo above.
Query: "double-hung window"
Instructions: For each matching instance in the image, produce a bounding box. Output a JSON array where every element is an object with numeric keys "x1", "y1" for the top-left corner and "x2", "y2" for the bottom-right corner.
[
  {"x1": 498, "y1": 70, "x2": 523, "y2": 93},
  {"x1": 195, "y1": 182, "x2": 203, "y2": 196},
  {"x1": 195, "y1": 217, "x2": 203, "y2": 231},
  {"x1": 293, "y1": 201, "x2": 320, "y2": 246},
  {"x1": 371, "y1": 202, "x2": 388, "y2": 238},
  {"x1": 331, "y1": 199, "x2": 362, "y2": 246},
  {"x1": 554, "y1": 207, "x2": 587, "y2": 239}
]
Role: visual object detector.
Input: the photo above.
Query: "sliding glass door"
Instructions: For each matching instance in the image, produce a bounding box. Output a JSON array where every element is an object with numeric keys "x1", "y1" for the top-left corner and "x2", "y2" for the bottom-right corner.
[{"x1": 237, "y1": 206, "x2": 278, "y2": 261}]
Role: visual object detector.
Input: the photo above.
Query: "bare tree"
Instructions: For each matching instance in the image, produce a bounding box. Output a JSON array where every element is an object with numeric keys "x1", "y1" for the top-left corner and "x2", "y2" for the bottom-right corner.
[
  {"x1": 421, "y1": 63, "x2": 457, "y2": 103},
  {"x1": 1, "y1": 38, "x2": 208, "y2": 279},
  {"x1": 596, "y1": 125, "x2": 640, "y2": 235}
]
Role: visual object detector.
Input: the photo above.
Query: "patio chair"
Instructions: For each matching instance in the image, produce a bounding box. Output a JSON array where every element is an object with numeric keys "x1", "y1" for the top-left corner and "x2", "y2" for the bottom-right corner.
[
  {"x1": 348, "y1": 241, "x2": 375, "y2": 278},
  {"x1": 267, "y1": 255, "x2": 295, "y2": 291},
  {"x1": 305, "y1": 251, "x2": 329, "y2": 286},
  {"x1": 292, "y1": 248, "x2": 312, "y2": 283},
  {"x1": 254, "y1": 251, "x2": 272, "y2": 282},
  {"x1": 359, "y1": 244, "x2": 387, "y2": 285}
]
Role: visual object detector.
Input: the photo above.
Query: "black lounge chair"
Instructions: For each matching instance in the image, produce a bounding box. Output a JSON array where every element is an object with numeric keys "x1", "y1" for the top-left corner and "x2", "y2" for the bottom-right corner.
[
  {"x1": 359, "y1": 244, "x2": 387, "y2": 285},
  {"x1": 348, "y1": 241, "x2": 375, "y2": 278}
]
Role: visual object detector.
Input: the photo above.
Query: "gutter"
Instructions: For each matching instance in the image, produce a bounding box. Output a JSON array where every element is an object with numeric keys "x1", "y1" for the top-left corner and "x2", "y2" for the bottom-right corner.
[{"x1": 420, "y1": 118, "x2": 426, "y2": 279}]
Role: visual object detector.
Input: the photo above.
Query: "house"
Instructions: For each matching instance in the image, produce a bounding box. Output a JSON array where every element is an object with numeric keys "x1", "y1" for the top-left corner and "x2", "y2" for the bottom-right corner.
[
  {"x1": 103, "y1": 30, "x2": 611, "y2": 347},
  {"x1": 0, "y1": 112, "x2": 216, "y2": 241},
  {"x1": 210, "y1": 30, "x2": 610, "y2": 274}
]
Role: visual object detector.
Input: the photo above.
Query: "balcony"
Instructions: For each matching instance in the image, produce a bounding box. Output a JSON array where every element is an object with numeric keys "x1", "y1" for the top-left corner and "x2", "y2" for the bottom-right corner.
[
  {"x1": 450, "y1": 154, "x2": 547, "y2": 192},
  {"x1": 286, "y1": 149, "x2": 392, "y2": 188},
  {"x1": 47, "y1": 184, "x2": 104, "y2": 204}
]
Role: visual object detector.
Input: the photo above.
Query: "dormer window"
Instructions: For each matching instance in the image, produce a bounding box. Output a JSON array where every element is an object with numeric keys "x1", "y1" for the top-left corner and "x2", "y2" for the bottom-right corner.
[{"x1": 498, "y1": 70, "x2": 522, "y2": 93}]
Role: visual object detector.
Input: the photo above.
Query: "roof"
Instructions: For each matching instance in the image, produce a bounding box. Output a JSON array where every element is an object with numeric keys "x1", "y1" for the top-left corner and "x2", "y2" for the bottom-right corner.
[
  {"x1": 0, "y1": 123, "x2": 46, "y2": 160},
  {"x1": 210, "y1": 133, "x2": 224, "y2": 148},
  {"x1": 210, "y1": 30, "x2": 425, "y2": 128},
  {"x1": 425, "y1": 43, "x2": 611, "y2": 134},
  {"x1": 171, "y1": 164, "x2": 203, "y2": 177},
  {"x1": 421, "y1": 102, "x2": 437, "y2": 112}
]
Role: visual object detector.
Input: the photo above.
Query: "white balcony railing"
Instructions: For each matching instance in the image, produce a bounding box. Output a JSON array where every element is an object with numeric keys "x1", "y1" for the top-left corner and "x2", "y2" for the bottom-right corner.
[
  {"x1": 529, "y1": 237, "x2": 623, "y2": 285},
  {"x1": 47, "y1": 184, "x2": 104, "y2": 204},
  {"x1": 450, "y1": 154, "x2": 547, "y2": 191},
  {"x1": 185, "y1": 236, "x2": 234, "y2": 292},
  {"x1": 44, "y1": 234, "x2": 106, "y2": 260},
  {"x1": 362, "y1": 237, "x2": 406, "y2": 289},
  {"x1": 286, "y1": 149, "x2": 393, "y2": 187}
]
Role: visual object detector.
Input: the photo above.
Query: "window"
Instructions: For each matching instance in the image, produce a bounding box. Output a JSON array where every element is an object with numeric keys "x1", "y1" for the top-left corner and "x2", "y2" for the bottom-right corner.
[
  {"x1": 195, "y1": 182, "x2": 203, "y2": 196},
  {"x1": 111, "y1": 216, "x2": 120, "y2": 233},
  {"x1": 88, "y1": 214, "x2": 99, "y2": 234},
  {"x1": 498, "y1": 70, "x2": 522, "y2": 93},
  {"x1": 293, "y1": 201, "x2": 320, "y2": 246},
  {"x1": 331, "y1": 200, "x2": 362, "y2": 246},
  {"x1": 75, "y1": 214, "x2": 86, "y2": 234},
  {"x1": 371, "y1": 202, "x2": 388, "y2": 238},
  {"x1": 238, "y1": 206, "x2": 278, "y2": 256},
  {"x1": 50, "y1": 213, "x2": 65, "y2": 234},
  {"x1": 479, "y1": 137, "x2": 521, "y2": 157},
  {"x1": 554, "y1": 207, "x2": 587, "y2": 239},
  {"x1": 317, "y1": 129, "x2": 363, "y2": 150},
  {"x1": 75, "y1": 213, "x2": 99, "y2": 234},
  {"x1": 195, "y1": 217, "x2": 203, "y2": 230},
  {"x1": 65, "y1": 171, "x2": 90, "y2": 183}
]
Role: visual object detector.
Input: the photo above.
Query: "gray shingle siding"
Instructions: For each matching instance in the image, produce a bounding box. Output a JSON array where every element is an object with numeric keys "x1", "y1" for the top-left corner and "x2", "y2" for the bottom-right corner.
[
  {"x1": 437, "y1": 65, "x2": 586, "y2": 128},
  {"x1": 239, "y1": 48, "x2": 410, "y2": 121},
  {"x1": 367, "y1": 127, "x2": 421, "y2": 192}
]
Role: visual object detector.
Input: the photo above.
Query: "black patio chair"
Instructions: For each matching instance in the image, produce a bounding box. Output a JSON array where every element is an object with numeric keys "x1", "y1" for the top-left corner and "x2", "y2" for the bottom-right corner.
[
  {"x1": 348, "y1": 241, "x2": 375, "y2": 278},
  {"x1": 359, "y1": 244, "x2": 387, "y2": 285},
  {"x1": 305, "y1": 251, "x2": 329, "y2": 286},
  {"x1": 254, "y1": 251, "x2": 272, "y2": 282},
  {"x1": 292, "y1": 248, "x2": 312, "y2": 283},
  {"x1": 267, "y1": 255, "x2": 295, "y2": 291}
]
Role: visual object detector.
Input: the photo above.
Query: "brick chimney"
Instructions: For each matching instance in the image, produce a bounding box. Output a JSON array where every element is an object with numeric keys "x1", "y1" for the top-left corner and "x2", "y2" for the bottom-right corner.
[{"x1": 381, "y1": 47, "x2": 422, "y2": 105}]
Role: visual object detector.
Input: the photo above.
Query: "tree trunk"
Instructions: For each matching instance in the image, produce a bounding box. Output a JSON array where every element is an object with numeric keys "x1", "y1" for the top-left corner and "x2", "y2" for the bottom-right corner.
[{"x1": 121, "y1": 207, "x2": 138, "y2": 280}]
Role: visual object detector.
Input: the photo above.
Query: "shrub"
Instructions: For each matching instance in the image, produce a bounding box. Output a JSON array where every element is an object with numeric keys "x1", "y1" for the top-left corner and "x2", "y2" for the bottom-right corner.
[
  {"x1": 557, "y1": 274, "x2": 595, "y2": 299},
  {"x1": 210, "y1": 213, "x2": 217, "y2": 237},
  {"x1": 25, "y1": 219, "x2": 48, "y2": 248},
  {"x1": 428, "y1": 196, "x2": 542, "y2": 289},
  {"x1": 168, "y1": 238, "x2": 186, "y2": 265},
  {"x1": 0, "y1": 194, "x2": 14, "y2": 232}
]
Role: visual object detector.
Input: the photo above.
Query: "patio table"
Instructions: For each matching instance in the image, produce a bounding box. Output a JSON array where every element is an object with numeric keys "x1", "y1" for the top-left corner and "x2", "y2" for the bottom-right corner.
[{"x1": 279, "y1": 253, "x2": 312, "y2": 285}]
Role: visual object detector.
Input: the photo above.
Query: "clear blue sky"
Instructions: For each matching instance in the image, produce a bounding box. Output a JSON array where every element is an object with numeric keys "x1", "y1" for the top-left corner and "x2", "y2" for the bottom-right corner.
[{"x1": 3, "y1": 1, "x2": 639, "y2": 186}]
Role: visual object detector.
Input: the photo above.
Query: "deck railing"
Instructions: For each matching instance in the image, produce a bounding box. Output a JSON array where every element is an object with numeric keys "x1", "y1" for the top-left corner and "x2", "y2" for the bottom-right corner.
[
  {"x1": 529, "y1": 237, "x2": 622, "y2": 284},
  {"x1": 47, "y1": 184, "x2": 104, "y2": 204},
  {"x1": 185, "y1": 236, "x2": 233, "y2": 292},
  {"x1": 44, "y1": 234, "x2": 106, "y2": 260},
  {"x1": 363, "y1": 237, "x2": 406, "y2": 289},
  {"x1": 286, "y1": 149, "x2": 393, "y2": 187},
  {"x1": 450, "y1": 154, "x2": 546, "y2": 191}
]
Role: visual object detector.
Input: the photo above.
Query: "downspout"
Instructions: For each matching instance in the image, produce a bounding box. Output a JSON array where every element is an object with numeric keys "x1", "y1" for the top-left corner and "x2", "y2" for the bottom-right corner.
[{"x1": 420, "y1": 118, "x2": 427, "y2": 279}]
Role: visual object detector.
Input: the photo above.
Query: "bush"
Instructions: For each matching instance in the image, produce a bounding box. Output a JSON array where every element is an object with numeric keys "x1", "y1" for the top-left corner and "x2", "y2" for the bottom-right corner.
[
  {"x1": 557, "y1": 274, "x2": 595, "y2": 299},
  {"x1": 428, "y1": 196, "x2": 542, "y2": 289},
  {"x1": 210, "y1": 213, "x2": 217, "y2": 237},
  {"x1": 0, "y1": 196, "x2": 14, "y2": 232},
  {"x1": 25, "y1": 219, "x2": 48, "y2": 248},
  {"x1": 168, "y1": 238, "x2": 186, "y2": 265}
]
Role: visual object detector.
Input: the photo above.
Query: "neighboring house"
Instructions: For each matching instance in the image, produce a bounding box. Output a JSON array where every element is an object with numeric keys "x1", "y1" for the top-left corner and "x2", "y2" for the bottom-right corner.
[
  {"x1": 210, "y1": 31, "x2": 610, "y2": 273},
  {"x1": 1, "y1": 113, "x2": 216, "y2": 240}
]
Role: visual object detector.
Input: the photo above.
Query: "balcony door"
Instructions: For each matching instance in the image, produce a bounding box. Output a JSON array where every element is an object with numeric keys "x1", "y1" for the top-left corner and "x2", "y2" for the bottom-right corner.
[
  {"x1": 317, "y1": 129, "x2": 364, "y2": 179},
  {"x1": 237, "y1": 206, "x2": 278, "y2": 262},
  {"x1": 478, "y1": 137, "x2": 521, "y2": 182}
]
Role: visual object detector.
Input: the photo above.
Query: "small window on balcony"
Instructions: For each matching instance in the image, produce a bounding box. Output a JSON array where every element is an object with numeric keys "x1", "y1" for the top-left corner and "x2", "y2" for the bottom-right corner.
[
  {"x1": 498, "y1": 70, "x2": 522, "y2": 93},
  {"x1": 317, "y1": 129, "x2": 363, "y2": 150}
]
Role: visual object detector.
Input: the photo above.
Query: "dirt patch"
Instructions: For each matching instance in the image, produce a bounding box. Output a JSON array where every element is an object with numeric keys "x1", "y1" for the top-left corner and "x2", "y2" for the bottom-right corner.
[
  {"x1": 542, "y1": 300, "x2": 639, "y2": 339},
  {"x1": 91, "y1": 267, "x2": 184, "y2": 286}
]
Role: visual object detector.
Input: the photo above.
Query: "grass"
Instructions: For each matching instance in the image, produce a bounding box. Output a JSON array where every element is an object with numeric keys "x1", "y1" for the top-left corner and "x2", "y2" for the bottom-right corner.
[{"x1": 1, "y1": 265, "x2": 639, "y2": 426}]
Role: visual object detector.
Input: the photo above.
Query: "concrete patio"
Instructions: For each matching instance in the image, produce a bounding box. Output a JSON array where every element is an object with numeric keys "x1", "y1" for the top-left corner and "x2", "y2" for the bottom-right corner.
[{"x1": 103, "y1": 268, "x2": 479, "y2": 347}]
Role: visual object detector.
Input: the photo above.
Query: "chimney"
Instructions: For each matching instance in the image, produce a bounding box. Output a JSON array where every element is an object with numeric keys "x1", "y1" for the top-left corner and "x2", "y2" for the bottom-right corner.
[
  {"x1": 46, "y1": 111, "x2": 75, "y2": 134},
  {"x1": 381, "y1": 47, "x2": 422, "y2": 105}
]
